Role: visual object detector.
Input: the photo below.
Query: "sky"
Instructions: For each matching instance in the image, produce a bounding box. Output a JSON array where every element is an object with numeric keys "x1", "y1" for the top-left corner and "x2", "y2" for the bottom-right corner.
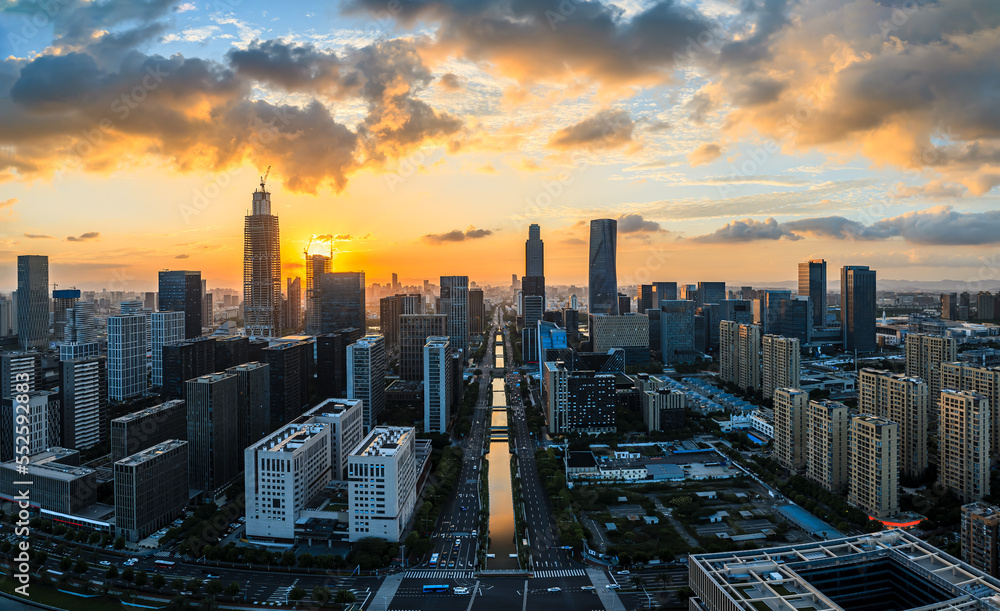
[{"x1": 1, "y1": 0, "x2": 999, "y2": 292}]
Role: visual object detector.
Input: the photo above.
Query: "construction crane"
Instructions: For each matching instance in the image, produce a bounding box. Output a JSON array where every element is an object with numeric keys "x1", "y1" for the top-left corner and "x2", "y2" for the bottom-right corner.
[{"x1": 259, "y1": 165, "x2": 271, "y2": 192}]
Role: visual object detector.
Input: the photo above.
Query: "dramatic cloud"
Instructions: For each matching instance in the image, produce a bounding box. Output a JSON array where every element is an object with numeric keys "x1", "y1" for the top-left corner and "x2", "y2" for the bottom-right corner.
[
  {"x1": 66, "y1": 231, "x2": 101, "y2": 242},
  {"x1": 691, "y1": 217, "x2": 800, "y2": 243},
  {"x1": 0, "y1": 198, "x2": 16, "y2": 209},
  {"x1": 175, "y1": 253, "x2": 189, "y2": 259},
  {"x1": 694, "y1": 207, "x2": 1000, "y2": 245},
  {"x1": 24, "y1": 233, "x2": 53, "y2": 239},
  {"x1": 891, "y1": 181, "x2": 968, "y2": 199},
  {"x1": 688, "y1": 143, "x2": 723, "y2": 166},
  {"x1": 422, "y1": 226, "x2": 493, "y2": 244},
  {"x1": 616, "y1": 213, "x2": 663, "y2": 233},
  {"x1": 438, "y1": 73, "x2": 462, "y2": 90},
  {"x1": 344, "y1": 0, "x2": 716, "y2": 86},
  {"x1": 549, "y1": 109, "x2": 634, "y2": 150},
  {"x1": 701, "y1": 0, "x2": 1000, "y2": 194}
]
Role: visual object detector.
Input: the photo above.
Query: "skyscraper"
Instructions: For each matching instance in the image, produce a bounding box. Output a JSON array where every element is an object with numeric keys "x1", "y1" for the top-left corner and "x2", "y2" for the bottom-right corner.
[
  {"x1": 107, "y1": 314, "x2": 147, "y2": 401},
  {"x1": 59, "y1": 356, "x2": 107, "y2": 451},
  {"x1": 468, "y1": 288, "x2": 485, "y2": 335},
  {"x1": 159, "y1": 270, "x2": 202, "y2": 339},
  {"x1": 151, "y1": 311, "x2": 185, "y2": 388},
  {"x1": 186, "y1": 372, "x2": 241, "y2": 491},
  {"x1": 841, "y1": 265, "x2": 876, "y2": 353},
  {"x1": 798, "y1": 259, "x2": 827, "y2": 327},
  {"x1": 114, "y1": 439, "x2": 188, "y2": 543},
  {"x1": 697, "y1": 282, "x2": 726, "y2": 308},
  {"x1": 399, "y1": 314, "x2": 448, "y2": 381},
  {"x1": 244, "y1": 178, "x2": 282, "y2": 338},
  {"x1": 525, "y1": 223, "x2": 544, "y2": 278},
  {"x1": 588, "y1": 219, "x2": 618, "y2": 315},
  {"x1": 285, "y1": 276, "x2": 302, "y2": 331},
  {"x1": 318, "y1": 271, "x2": 366, "y2": 334},
  {"x1": 659, "y1": 300, "x2": 695, "y2": 364},
  {"x1": 305, "y1": 253, "x2": 331, "y2": 334},
  {"x1": 52, "y1": 288, "x2": 80, "y2": 342},
  {"x1": 423, "y1": 336, "x2": 452, "y2": 434},
  {"x1": 17, "y1": 255, "x2": 48, "y2": 350},
  {"x1": 347, "y1": 335, "x2": 386, "y2": 432},
  {"x1": 440, "y1": 276, "x2": 469, "y2": 357}
]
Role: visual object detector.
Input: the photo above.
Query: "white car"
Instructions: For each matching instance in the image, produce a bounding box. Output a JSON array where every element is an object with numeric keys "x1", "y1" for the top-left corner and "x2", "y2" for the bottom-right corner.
[
  {"x1": 98, "y1": 560, "x2": 111, "y2": 566},
  {"x1": 547, "y1": 587, "x2": 562, "y2": 593}
]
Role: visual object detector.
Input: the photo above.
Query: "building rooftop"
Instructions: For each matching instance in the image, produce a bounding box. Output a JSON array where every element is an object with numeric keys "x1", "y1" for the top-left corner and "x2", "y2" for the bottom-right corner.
[
  {"x1": 253, "y1": 424, "x2": 328, "y2": 454},
  {"x1": 112, "y1": 399, "x2": 185, "y2": 423},
  {"x1": 2, "y1": 448, "x2": 95, "y2": 481},
  {"x1": 303, "y1": 398, "x2": 362, "y2": 418},
  {"x1": 352, "y1": 426, "x2": 412, "y2": 458},
  {"x1": 115, "y1": 440, "x2": 187, "y2": 466},
  {"x1": 691, "y1": 530, "x2": 1000, "y2": 611}
]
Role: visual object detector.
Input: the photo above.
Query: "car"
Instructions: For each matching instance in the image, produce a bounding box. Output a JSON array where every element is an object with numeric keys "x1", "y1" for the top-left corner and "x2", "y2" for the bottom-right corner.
[
  {"x1": 460, "y1": 506, "x2": 467, "y2": 511},
  {"x1": 547, "y1": 587, "x2": 562, "y2": 593},
  {"x1": 606, "y1": 584, "x2": 621, "y2": 590},
  {"x1": 582, "y1": 586, "x2": 595, "y2": 591},
  {"x1": 454, "y1": 587, "x2": 470, "y2": 594},
  {"x1": 98, "y1": 560, "x2": 111, "y2": 566},
  {"x1": 448, "y1": 561, "x2": 455, "y2": 568},
  {"x1": 617, "y1": 570, "x2": 630, "y2": 575},
  {"x1": 206, "y1": 574, "x2": 221, "y2": 579}
]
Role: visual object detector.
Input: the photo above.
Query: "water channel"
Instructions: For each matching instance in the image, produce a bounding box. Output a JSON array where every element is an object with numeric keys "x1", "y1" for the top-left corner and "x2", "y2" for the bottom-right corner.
[{"x1": 485, "y1": 335, "x2": 518, "y2": 569}]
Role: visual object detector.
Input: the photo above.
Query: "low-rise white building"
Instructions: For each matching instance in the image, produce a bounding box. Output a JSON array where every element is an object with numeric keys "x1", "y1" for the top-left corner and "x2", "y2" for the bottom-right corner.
[{"x1": 348, "y1": 426, "x2": 417, "y2": 543}]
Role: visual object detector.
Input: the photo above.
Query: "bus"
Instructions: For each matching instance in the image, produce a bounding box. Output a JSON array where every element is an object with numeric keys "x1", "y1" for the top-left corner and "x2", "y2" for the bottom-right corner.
[
  {"x1": 423, "y1": 585, "x2": 450, "y2": 593},
  {"x1": 428, "y1": 553, "x2": 439, "y2": 567},
  {"x1": 153, "y1": 560, "x2": 175, "y2": 568}
]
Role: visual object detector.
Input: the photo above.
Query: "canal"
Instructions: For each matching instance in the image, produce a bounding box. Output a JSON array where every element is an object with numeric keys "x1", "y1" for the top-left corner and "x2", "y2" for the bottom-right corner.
[{"x1": 485, "y1": 340, "x2": 518, "y2": 569}]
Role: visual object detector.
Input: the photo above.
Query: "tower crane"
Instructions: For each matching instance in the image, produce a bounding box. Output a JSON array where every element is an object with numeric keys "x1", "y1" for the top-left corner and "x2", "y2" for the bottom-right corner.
[{"x1": 259, "y1": 165, "x2": 271, "y2": 192}]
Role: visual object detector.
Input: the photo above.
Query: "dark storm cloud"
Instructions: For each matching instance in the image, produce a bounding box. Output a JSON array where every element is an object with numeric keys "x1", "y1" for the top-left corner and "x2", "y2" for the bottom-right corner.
[{"x1": 549, "y1": 109, "x2": 634, "y2": 150}]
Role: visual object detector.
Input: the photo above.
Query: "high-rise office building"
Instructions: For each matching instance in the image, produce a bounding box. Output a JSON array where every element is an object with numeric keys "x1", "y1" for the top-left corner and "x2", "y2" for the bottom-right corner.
[
  {"x1": 158, "y1": 270, "x2": 203, "y2": 339},
  {"x1": 961, "y1": 502, "x2": 1000, "y2": 577},
  {"x1": 440, "y1": 276, "x2": 469, "y2": 357},
  {"x1": 143, "y1": 292, "x2": 156, "y2": 310},
  {"x1": 940, "y1": 389, "x2": 990, "y2": 503},
  {"x1": 660, "y1": 300, "x2": 696, "y2": 363},
  {"x1": 589, "y1": 313, "x2": 649, "y2": 365},
  {"x1": 540, "y1": 361, "x2": 617, "y2": 434},
  {"x1": 978, "y1": 292, "x2": 996, "y2": 321},
  {"x1": 59, "y1": 356, "x2": 107, "y2": 451},
  {"x1": 305, "y1": 253, "x2": 332, "y2": 334},
  {"x1": 941, "y1": 293, "x2": 960, "y2": 320},
  {"x1": 753, "y1": 290, "x2": 792, "y2": 335},
  {"x1": 261, "y1": 339, "x2": 314, "y2": 426},
  {"x1": 642, "y1": 388, "x2": 686, "y2": 432},
  {"x1": 773, "y1": 388, "x2": 809, "y2": 471},
  {"x1": 107, "y1": 314, "x2": 147, "y2": 401},
  {"x1": 285, "y1": 277, "x2": 302, "y2": 331},
  {"x1": 226, "y1": 362, "x2": 270, "y2": 447},
  {"x1": 52, "y1": 288, "x2": 80, "y2": 342},
  {"x1": 762, "y1": 335, "x2": 800, "y2": 401},
  {"x1": 316, "y1": 328, "x2": 365, "y2": 398},
  {"x1": 347, "y1": 426, "x2": 418, "y2": 542},
  {"x1": 798, "y1": 259, "x2": 827, "y2": 327},
  {"x1": 347, "y1": 335, "x2": 386, "y2": 432},
  {"x1": 214, "y1": 335, "x2": 249, "y2": 370},
  {"x1": 161, "y1": 336, "x2": 216, "y2": 400},
  {"x1": 847, "y1": 415, "x2": 899, "y2": 519},
  {"x1": 719, "y1": 299, "x2": 753, "y2": 325},
  {"x1": 16, "y1": 255, "x2": 49, "y2": 350},
  {"x1": 0, "y1": 351, "x2": 41, "y2": 399},
  {"x1": 588, "y1": 219, "x2": 618, "y2": 315},
  {"x1": 806, "y1": 399, "x2": 850, "y2": 492},
  {"x1": 318, "y1": 271, "x2": 366, "y2": 334},
  {"x1": 110, "y1": 400, "x2": 187, "y2": 462},
  {"x1": 423, "y1": 337, "x2": 452, "y2": 434},
  {"x1": 526, "y1": 223, "x2": 544, "y2": 278},
  {"x1": 186, "y1": 372, "x2": 241, "y2": 491},
  {"x1": 244, "y1": 180, "x2": 282, "y2": 338},
  {"x1": 618, "y1": 293, "x2": 631, "y2": 314},
  {"x1": 698, "y1": 282, "x2": 726, "y2": 308},
  {"x1": 65, "y1": 301, "x2": 97, "y2": 344},
  {"x1": 468, "y1": 288, "x2": 485, "y2": 335},
  {"x1": 639, "y1": 285, "x2": 655, "y2": 312},
  {"x1": 653, "y1": 282, "x2": 677, "y2": 303},
  {"x1": 151, "y1": 311, "x2": 185, "y2": 388},
  {"x1": 939, "y1": 362, "x2": 1000, "y2": 456},
  {"x1": 305, "y1": 398, "x2": 365, "y2": 481},
  {"x1": 1, "y1": 390, "x2": 60, "y2": 461},
  {"x1": 399, "y1": 315, "x2": 448, "y2": 381},
  {"x1": 858, "y1": 368, "x2": 928, "y2": 479},
  {"x1": 906, "y1": 333, "x2": 957, "y2": 423},
  {"x1": 114, "y1": 439, "x2": 188, "y2": 542},
  {"x1": 842, "y1": 265, "x2": 876, "y2": 353},
  {"x1": 380, "y1": 294, "x2": 422, "y2": 353}
]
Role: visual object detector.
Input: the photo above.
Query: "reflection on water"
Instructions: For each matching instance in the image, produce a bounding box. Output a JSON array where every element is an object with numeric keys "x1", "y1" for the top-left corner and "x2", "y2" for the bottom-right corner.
[{"x1": 486, "y1": 380, "x2": 518, "y2": 569}]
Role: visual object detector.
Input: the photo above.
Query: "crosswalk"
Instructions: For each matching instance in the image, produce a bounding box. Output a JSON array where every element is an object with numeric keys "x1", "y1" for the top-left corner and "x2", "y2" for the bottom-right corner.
[
  {"x1": 404, "y1": 570, "x2": 474, "y2": 579},
  {"x1": 532, "y1": 569, "x2": 586, "y2": 578}
]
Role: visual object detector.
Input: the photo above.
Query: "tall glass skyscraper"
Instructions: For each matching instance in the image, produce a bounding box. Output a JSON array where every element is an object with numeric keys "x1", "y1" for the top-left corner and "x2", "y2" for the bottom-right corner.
[
  {"x1": 317, "y1": 271, "x2": 366, "y2": 334},
  {"x1": 525, "y1": 223, "x2": 544, "y2": 278},
  {"x1": 440, "y1": 276, "x2": 469, "y2": 357},
  {"x1": 244, "y1": 180, "x2": 282, "y2": 338},
  {"x1": 158, "y1": 270, "x2": 202, "y2": 339},
  {"x1": 798, "y1": 259, "x2": 827, "y2": 327},
  {"x1": 842, "y1": 265, "x2": 876, "y2": 353},
  {"x1": 588, "y1": 219, "x2": 618, "y2": 315},
  {"x1": 17, "y1": 255, "x2": 49, "y2": 350}
]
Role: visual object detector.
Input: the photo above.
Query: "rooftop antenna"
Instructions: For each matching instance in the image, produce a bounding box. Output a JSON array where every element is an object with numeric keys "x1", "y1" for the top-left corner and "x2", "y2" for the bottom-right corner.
[{"x1": 259, "y1": 165, "x2": 271, "y2": 193}]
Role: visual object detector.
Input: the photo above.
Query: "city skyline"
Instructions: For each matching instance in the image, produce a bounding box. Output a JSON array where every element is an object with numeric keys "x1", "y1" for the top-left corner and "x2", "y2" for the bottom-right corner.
[{"x1": 2, "y1": 1, "x2": 1000, "y2": 289}]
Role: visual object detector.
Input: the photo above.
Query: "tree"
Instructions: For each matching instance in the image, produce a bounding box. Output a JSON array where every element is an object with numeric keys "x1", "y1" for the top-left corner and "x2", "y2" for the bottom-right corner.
[
  {"x1": 335, "y1": 589, "x2": 357, "y2": 603},
  {"x1": 114, "y1": 536, "x2": 126, "y2": 550},
  {"x1": 135, "y1": 570, "x2": 148, "y2": 586},
  {"x1": 188, "y1": 578, "x2": 203, "y2": 593},
  {"x1": 224, "y1": 581, "x2": 240, "y2": 597},
  {"x1": 205, "y1": 579, "x2": 224, "y2": 596},
  {"x1": 172, "y1": 577, "x2": 185, "y2": 591},
  {"x1": 122, "y1": 567, "x2": 135, "y2": 582},
  {"x1": 280, "y1": 550, "x2": 296, "y2": 567},
  {"x1": 313, "y1": 586, "x2": 331, "y2": 603},
  {"x1": 152, "y1": 574, "x2": 166, "y2": 589},
  {"x1": 106, "y1": 565, "x2": 119, "y2": 580},
  {"x1": 33, "y1": 550, "x2": 47, "y2": 566},
  {"x1": 297, "y1": 552, "x2": 314, "y2": 568},
  {"x1": 59, "y1": 557, "x2": 72, "y2": 572},
  {"x1": 289, "y1": 586, "x2": 306, "y2": 601}
]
